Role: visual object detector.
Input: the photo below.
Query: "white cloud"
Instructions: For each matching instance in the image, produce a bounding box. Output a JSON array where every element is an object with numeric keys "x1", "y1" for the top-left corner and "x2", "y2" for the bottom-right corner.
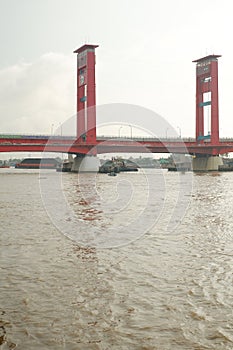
[{"x1": 0, "y1": 53, "x2": 76, "y2": 134}]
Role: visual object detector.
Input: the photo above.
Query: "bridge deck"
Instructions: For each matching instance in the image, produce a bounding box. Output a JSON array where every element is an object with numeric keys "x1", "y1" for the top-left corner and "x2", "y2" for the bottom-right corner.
[{"x1": 0, "y1": 135, "x2": 233, "y2": 155}]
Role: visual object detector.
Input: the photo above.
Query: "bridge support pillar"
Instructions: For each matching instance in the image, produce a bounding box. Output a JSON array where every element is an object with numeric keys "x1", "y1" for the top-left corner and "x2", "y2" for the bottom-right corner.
[
  {"x1": 74, "y1": 44, "x2": 98, "y2": 144},
  {"x1": 71, "y1": 155, "x2": 100, "y2": 173},
  {"x1": 192, "y1": 155, "x2": 223, "y2": 171},
  {"x1": 193, "y1": 54, "x2": 221, "y2": 145}
]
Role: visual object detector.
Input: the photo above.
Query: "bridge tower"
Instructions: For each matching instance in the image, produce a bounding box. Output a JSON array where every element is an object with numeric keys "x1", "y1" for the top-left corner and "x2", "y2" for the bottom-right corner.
[
  {"x1": 193, "y1": 54, "x2": 221, "y2": 145},
  {"x1": 192, "y1": 54, "x2": 223, "y2": 171},
  {"x1": 74, "y1": 44, "x2": 98, "y2": 144}
]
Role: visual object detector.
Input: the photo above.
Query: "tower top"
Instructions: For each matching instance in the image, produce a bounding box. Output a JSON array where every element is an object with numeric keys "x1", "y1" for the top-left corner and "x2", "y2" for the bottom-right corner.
[
  {"x1": 73, "y1": 44, "x2": 99, "y2": 54},
  {"x1": 192, "y1": 54, "x2": 221, "y2": 63}
]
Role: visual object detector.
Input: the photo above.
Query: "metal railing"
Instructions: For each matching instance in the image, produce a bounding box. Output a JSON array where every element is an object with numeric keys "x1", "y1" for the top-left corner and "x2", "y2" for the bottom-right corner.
[{"x1": 1, "y1": 133, "x2": 233, "y2": 143}]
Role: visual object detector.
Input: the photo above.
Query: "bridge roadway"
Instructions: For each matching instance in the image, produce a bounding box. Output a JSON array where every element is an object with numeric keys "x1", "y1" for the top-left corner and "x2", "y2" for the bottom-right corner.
[{"x1": 0, "y1": 135, "x2": 233, "y2": 155}]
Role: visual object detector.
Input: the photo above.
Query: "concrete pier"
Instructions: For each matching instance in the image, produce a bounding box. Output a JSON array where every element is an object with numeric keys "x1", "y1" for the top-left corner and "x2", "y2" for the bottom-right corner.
[
  {"x1": 71, "y1": 155, "x2": 100, "y2": 173},
  {"x1": 192, "y1": 155, "x2": 223, "y2": 171}
]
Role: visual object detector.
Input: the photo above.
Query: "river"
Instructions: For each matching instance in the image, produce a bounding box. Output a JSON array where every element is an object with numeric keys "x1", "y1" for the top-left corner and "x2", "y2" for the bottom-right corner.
[{"x1": 1, "y1": 168, "x2": 233, "y2": 349}]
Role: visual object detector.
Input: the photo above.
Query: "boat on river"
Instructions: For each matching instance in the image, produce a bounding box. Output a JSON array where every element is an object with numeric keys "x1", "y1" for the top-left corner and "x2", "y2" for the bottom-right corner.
[
  {"x1": 15, "y1": 158, "x2": 60, "y2": 169},
  {"x1": 99, "y1": 158, "x2": 138, "y2": 174}
]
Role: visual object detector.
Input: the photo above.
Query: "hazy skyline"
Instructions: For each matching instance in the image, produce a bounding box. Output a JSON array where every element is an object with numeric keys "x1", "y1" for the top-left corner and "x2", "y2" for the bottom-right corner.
[{"x1": 0, "y1": 0, "x2": 232, "y2": 139}]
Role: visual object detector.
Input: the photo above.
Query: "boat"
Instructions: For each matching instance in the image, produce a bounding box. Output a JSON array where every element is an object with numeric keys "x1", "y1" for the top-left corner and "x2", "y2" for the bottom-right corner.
[
  {"x1": 15, "y1": 158, "x2": 61, "y2": 169},
  {"x1": 56, "y1": 160, "x2": 72, "y2": 172},
  {"x1": 0, "y1": 161, "x2": 10, "y2": 168},
  {"x1": 99, "y1": 158, "x2": 138, "y2": 174}
]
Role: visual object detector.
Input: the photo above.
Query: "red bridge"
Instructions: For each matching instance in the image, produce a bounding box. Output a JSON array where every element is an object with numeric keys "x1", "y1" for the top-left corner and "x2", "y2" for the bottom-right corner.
[
  {"x1": 1, "y1": 135, "x2": 233, "y2": 156},
  {"x1": 0, "y1": 45, "x2": 232, "y2": 170}
]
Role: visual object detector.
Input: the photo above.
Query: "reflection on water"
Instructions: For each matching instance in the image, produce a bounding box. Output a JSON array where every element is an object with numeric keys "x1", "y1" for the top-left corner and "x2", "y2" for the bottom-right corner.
[{"x1": 1, "y1": 168, "x2": 233, "y2": 349}]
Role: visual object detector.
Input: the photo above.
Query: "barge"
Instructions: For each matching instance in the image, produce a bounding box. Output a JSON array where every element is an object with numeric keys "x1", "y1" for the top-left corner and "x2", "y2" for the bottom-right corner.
[{"x1": 15, "y1": 158, "x2": 60, "y2": 169}]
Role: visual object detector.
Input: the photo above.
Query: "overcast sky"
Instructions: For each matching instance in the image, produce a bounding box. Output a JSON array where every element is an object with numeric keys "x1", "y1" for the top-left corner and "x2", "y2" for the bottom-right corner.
[{"x1": 0, "y1": 0, "x2": 232, "y2": 139}]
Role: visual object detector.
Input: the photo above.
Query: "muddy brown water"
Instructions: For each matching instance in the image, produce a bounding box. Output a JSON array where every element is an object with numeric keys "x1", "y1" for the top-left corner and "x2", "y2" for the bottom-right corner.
[{"x1": 1, "y1": 168, "x2": 233, "y2": 349}]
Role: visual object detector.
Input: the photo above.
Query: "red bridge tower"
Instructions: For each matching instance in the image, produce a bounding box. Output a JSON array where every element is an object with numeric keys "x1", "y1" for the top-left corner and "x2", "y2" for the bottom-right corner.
[
  {"x1": 74, "y1": 44, "x2": 98, "y2": 144},
  {"x1": 193, "y1": 54, "x2": 221, "y2": 145}
]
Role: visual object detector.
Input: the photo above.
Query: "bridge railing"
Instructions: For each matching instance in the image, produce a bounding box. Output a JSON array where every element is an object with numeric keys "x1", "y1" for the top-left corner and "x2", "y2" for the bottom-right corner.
[
  {"x1": 1, "y1": 133, "x2": 233, "y2": 143},
  {"x1": 0, "y1": 133, "x2": 76, "y2": 140},
  {"x1": 219, "y1": 138, "x2": 233, "y2": 142},
  {"x1": 0, "y1": 133, "x2": 195, "y2": 142},
  {"x1": 97, "y1": 135, "x2": 196, "y2": 142}
]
